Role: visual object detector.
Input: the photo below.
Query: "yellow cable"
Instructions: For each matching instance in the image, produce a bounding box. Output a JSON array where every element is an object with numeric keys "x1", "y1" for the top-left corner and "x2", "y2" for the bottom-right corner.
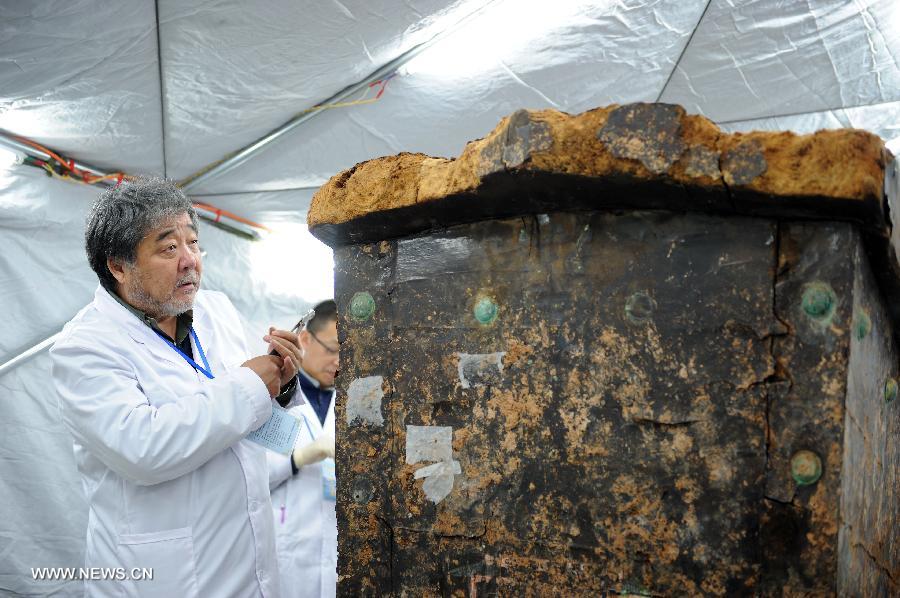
[{"x1": 301, "y1": 98, "x2": 380, "y2": 113}]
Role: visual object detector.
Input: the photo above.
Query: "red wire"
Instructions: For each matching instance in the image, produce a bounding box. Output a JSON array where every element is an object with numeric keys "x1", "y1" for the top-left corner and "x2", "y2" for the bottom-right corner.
[
  {"x1": 12, "y1": 135, "x2": 268, "y2": 234},
  {"x1": 375, "y1": 73, "x2": 396, "y2": 99},
  {"x1": 192, "y1": 202, "x2": 270, "y2": 232},
  {"x1": 11, "y1": 133, "x2": 130, "y2": 183}
]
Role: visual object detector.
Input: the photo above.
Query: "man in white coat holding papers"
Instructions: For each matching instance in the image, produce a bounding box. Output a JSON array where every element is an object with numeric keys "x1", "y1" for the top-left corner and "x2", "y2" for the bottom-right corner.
[
  {"x1": 268, "y1": 300, "x2": 339, "y2": 598},
  {"x1": 51, "y1": 176, "x2": 301, "y2": 597}
]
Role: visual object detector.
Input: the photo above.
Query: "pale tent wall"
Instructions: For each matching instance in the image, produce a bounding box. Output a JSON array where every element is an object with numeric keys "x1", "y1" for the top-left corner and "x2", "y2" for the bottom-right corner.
[
  {"x1": 0, "y1": 170, "x2": 94, "y2": 597},
  {"x1": 184, "y1": 0, "x2": 712, "y2": 194},
  {"x1": 2, "y1": 0, "x2": 900, "y2": 596},
  {"x1": 176, "y1": 0, "x2": 900, "y2": 195},
  {"x1": 157, "y1": 0, "x2": 485, "y2": 180},
  {"x1": 0, "y1": 1, "x2": 165, "y2": 174}
]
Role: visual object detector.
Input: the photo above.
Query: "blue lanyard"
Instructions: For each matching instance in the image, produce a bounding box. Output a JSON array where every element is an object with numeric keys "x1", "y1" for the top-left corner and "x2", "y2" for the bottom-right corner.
[
  {"x1": 154, "y1": 326, "x2": 214, "y2": 379},
  {"x1": 298, "y1": 411, "x2": 315, "y2": 438}
]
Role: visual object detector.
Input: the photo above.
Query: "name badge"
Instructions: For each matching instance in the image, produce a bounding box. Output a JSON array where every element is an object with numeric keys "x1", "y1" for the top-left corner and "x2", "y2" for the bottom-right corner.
[
  {"x1": 246, "y1": 406, "x2": 301, "y2": 454},
  {"x1": 321, "y1": 458, "x2": 336, "y2": 501}
]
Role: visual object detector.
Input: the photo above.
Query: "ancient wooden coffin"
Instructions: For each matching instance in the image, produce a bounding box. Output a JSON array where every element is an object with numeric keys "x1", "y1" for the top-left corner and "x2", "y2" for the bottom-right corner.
[{"x1": 309, "y1": 103, "x2": 899, "y2": 596}]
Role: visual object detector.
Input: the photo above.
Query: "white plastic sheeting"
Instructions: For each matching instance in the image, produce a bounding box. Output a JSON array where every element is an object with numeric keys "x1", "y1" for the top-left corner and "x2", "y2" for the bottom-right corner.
[
  {"x1": 191, "y1": 187, "x2": 317, "y2": 223},
  {"x1": 3, "y1": 0, "x2": 900, "y2": 595},
  {"x1": 721, "y1": 99, "x2": 900, "y2": 154},
  {"x1": 1, "y1": 351, "x2": 87, "y2": 597},
  {"x1": 0, "y1": 170, "x2": 97, "y2": 359},
  {"x1": 0, "y1": 170, "x2": 92, "y2": 597},
  {"x1": 159, "y1": 0, "x2": 491, "y2": 179},
  {"x1": 183, "y1": 0, "x2": 900, "y2": 195},
  {"x1": 0, "y1": 1, "x2": 165, "y2": 174},
  {"x1": 190, "y1": 0, "x2": 711, "y2": 193},
  {"x1": 661, "y1": 0, "x2": 900, "y2": 122}
]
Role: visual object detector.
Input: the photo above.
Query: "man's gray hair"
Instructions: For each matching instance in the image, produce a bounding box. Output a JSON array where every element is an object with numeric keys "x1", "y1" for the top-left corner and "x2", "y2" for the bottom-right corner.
[{"x1": 84, "y1": 176, "x2": 198, "y2": 292}]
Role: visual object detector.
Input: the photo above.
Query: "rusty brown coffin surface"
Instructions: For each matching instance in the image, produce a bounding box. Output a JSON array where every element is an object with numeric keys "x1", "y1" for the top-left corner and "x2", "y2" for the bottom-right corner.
[{"x1": 310, "y1": 104, "x2": 900, "y2": 596}]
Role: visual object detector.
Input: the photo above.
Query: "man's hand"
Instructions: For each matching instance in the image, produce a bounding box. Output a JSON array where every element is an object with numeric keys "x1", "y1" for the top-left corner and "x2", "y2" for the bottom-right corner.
[
  {"x1": 265, "y1": 328, "x2": 301, "y2": 387},
  {"x1": 241, "y1": 355, "x2": 283, "y2": 398},
  {"x1": 292, "y1": 434, "x2": 335, "y2": 468}
]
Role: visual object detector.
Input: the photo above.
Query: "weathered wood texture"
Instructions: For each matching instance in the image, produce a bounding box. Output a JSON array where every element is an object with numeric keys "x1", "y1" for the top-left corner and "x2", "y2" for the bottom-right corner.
[
  {"x1": 763, "y1": 223, "x2": 853, "y2": 593},
  {"x1": 838, "y1": 237, "x2": 900, "y2": 596},
  {"x1": 310, "y1": 103, "x2": 900, "y2": 341},
  {"x1": 332, "y1": 211, "x2": 898, "y2": 596},
  {"x1": 316, "y1": 104, "x2": 899, "y2": 596}
]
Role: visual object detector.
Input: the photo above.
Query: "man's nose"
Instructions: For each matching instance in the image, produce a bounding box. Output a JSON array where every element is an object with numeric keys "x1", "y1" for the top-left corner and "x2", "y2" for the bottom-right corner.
[{"x1": 179, "y1": 244, "x2": 199, "y2": 270}]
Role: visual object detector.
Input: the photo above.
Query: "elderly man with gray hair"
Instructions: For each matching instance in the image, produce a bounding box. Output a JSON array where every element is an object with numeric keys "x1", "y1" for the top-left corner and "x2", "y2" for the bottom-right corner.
[{"x1": 51, "y1": 176, "x2": 301, "y2": 597}]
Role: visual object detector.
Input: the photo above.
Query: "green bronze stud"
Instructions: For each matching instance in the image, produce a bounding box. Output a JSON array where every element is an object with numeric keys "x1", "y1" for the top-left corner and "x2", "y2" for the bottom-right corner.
[
  {"x1": 801, "y1": 282, "x2": 836, "y2": 321},
  {"x1": 349, "y1": 291, "x2": 376, "y2": 322},
  {"x1": 790, "y1": 450, "x2": 822, "y2": 486},
  {"x1": 473, "y1": 296, "x2": 499, "y2": 325},
  {"x1": 885, "y1": 378, "x2": 898, "y2": 403}
]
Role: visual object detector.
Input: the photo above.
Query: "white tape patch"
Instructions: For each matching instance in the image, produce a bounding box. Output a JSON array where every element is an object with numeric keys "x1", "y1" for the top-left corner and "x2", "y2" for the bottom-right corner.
[
  {"x1": 346, "y1": 376, "x2": 384, "y2": 426},
  {"x1": 406, "y1": 425, "x2": 461, "y2": 504}
]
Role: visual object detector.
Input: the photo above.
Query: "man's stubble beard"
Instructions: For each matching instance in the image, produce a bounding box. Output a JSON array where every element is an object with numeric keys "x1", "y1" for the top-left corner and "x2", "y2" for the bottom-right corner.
[{"x1": 127, "y1": 267, "x2": 201, "y2": 319}]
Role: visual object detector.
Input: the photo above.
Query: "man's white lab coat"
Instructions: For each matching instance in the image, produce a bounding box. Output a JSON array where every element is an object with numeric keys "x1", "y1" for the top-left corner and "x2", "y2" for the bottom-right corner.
[
  {"x1": 51, "y1": 285, "x2": 280, "y2": 597},
  {"x1": 267, "y1": 383, "x2": 337, "y2": 598}
]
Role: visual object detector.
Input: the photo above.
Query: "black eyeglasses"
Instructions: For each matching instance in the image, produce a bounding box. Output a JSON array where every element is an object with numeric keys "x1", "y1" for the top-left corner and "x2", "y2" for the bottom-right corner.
[{"x1": 309, "y1": 330, "x2": 340, "y2": 355}]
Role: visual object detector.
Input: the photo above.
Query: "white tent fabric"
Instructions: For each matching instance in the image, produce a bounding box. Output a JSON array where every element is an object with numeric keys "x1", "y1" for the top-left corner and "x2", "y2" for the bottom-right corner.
[
  {"x1": 159, "y1": 0, "x2": 488, "y2": 179},
  {"x1": 0, "y1": 1, "x2": 165, "y2": 174},
  {"x1": 660, "y1": 0, "x2": 900, "y2": 123},
  {"x1": 188, "y1": 0, "x2": 712, "y2": 193},
  {"x1": 1, "y1": 0, "x2": 899, "y2": 595}
]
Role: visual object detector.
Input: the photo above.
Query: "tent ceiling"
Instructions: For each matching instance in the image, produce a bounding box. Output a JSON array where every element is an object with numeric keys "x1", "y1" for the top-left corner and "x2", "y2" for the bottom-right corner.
[
  {"x1": 0, "y1": 0, "x2": 164, "y2": 174},
  {"x1": 659, "y1": 0, "x2": 900, "y2": 122},
  {"x1": 158, "y1": 0, "x2": 489, "y2": 180},
  {"x1": 192, "y1": 0, "x2": 710, "y2": 195},
  {"x1": 2, "y1": 0, "x2": 899, "y2": 222}
]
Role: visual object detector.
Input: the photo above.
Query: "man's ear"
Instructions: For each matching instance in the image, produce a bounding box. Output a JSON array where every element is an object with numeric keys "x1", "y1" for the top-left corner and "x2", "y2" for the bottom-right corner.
[
  {"x1": 298, "y1": 329, "x2": 311, "y2": 353},
  {"x1": 107, "y1": 257, "x2": 127, "y2": 285}
]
